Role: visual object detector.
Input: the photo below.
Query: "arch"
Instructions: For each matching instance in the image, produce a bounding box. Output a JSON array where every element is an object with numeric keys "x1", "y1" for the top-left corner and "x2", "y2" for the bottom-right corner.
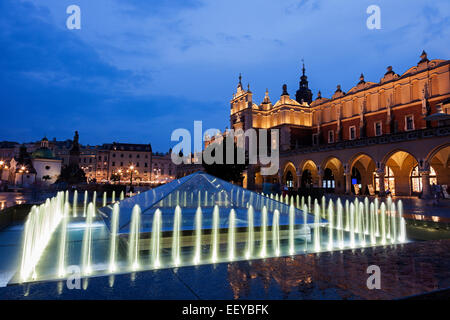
[
  {"x1": 299, "y1": 159, "x2": 318, "y2": 172},
  {"x1": 320, "y1": 156, "x2": 344, "y2": 172},
  {"x1": 348, "y1": 152, "x2": 376, "y2": 170},
  {"x1": 381, "y1": 148, "x2": 419, "y2": 167},
  {"x1": 298, "y1": 159, "x2": 319, "y2": 188},
  {"x1": 282, "y1": 162, "x2": 297, "y2": 188},
  {"x1": 425, "y1": 144, "x2": 450, "y2": 187},
  {"x1": 321, "y1": 156, "x2": 344, "y2": 193},
  {"x1": 425, "y1": 142, "x2": 450, "y2": 163},
  {"x1": 382, "y1": 149, "x2": 419, "y2": 196},
  {"x1": 348, "y1": 152, "x2": 377, "y2": 195}
]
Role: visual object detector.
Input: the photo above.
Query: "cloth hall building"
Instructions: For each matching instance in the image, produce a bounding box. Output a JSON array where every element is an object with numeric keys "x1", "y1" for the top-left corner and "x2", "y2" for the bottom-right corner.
[{"x1": 230, "y1": 51, "x2": 450, "y2": 197}]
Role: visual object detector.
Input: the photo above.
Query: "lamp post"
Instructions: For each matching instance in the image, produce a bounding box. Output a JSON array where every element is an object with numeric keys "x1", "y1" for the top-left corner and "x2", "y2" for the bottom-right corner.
[
  {"x1": 127, "y1": 164, "x2": 138, "y2": 195},
  {"x1": 19, "y1": 166, "x2": 26, "y2": 186},
  {"x1": 0, "y1": 160, "x2": 4, "y2": 182},
  {"x1": 127, "y1": 165, "x2": 138, "y2": 187},
  {"x1": 117, "y1": 169, "x2": 123, "y2": 185}
]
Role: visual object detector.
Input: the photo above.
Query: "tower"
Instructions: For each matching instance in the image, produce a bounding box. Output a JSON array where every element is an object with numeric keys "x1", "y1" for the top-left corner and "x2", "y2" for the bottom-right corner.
[
  {"x1": 230, "y1": 74, "x2": 254, "y2": 132},
  {"x1": 69, "y1": 131, "x2": 81, "y2": 166},
  {"x1": 295, "y1": 61, "x2": 313, "y2": 105}
]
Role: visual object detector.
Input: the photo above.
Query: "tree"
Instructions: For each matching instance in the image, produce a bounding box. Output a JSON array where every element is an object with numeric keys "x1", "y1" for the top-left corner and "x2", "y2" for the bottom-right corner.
[
  {"x1": 57, "y1": 164, "x2": 86, "y2": 185},
  {"x1": 110, "y1": 173, "x2": 121, "y2": 183},
  {"x1": 202, "y1": 135, "x2": 248, "y2": 184}
]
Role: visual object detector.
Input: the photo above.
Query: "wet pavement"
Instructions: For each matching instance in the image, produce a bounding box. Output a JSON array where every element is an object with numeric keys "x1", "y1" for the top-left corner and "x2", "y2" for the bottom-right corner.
[{"x1": 1, "y1": 239, "x2": 449, "y2": 300}]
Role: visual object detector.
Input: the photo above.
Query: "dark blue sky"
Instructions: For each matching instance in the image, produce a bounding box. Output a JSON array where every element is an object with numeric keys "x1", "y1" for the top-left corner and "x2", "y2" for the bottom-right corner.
[{"x1": 1, "y1": 0, "x2": 449, "y2": 152}]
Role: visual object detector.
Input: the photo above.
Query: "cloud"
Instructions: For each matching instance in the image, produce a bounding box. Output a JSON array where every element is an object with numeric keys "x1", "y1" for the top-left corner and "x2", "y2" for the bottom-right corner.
[
  {"x1": 117, "y1": 0, "x2": 203, "y2": 17},
  {"x1": 1, "y1": 0, "x2": 449, "y2": 151}
]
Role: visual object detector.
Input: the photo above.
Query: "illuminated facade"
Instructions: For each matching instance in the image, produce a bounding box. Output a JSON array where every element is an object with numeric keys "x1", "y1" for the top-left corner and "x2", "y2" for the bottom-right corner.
[
  {"x1": 1, "y1": 137, "x2": 175, "y2": 185},
  {"x1": 231, "y1": 51, "x2": 450, "y2": 196}
]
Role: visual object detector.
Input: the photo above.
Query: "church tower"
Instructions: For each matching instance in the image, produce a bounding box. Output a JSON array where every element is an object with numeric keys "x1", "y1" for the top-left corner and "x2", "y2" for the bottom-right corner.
[
  {"x1": 295, "y1": 61, "x2": 313, "y2": 105},
  {"x1": 69, "y1": 131, "x2": 81, "y2": 166},
  {"x1": 230, "y1": 74, "x2": 254, "y2": 132}
]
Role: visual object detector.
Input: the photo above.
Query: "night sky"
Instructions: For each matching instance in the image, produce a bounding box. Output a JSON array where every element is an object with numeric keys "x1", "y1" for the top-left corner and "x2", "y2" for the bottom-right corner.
[{"x1": 1, "y1": 0, "x2": 449, "y2": 152}]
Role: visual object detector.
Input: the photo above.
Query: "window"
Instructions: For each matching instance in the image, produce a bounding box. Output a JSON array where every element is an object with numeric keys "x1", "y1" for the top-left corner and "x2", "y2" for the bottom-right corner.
[
  {"x1": 129, "y1": 154, "x2": 132, "y2": 158},
  {"x1": 375, "y1": 166, "x2": 395, "y2": 195},
  {"x1": 374, "y1": 121, "x2": 382, "y2": 136},
  {"x1": 136, "y1": 162, "x2": 140, "y2": 167},
  {"x1": 112, "y1": 162, "x2": 115, "y2": 166},
  {"x1": 137, "y1": 154, "x2": 140, "y2": 158},
  {"x1": 328, "y1": 130, "x2": 334, "y2": 143},
  {"x1": 312, "y1": 133, "x2": 319, "y2": 145},
  {"x1": 144, "y1": 163, "x2": 148, "y2": 168},
  {"x1": 411, "y1": 165, "x2": 437, "y2": 193},
  {"x1": 405, "y1": 115, "x2": 414, "y2": 131},
  {"x1": 45, "y1": 166, "x2": 51, "y2": 170},
  {"x1": 120, "y1": 162, "x2": 123, "y2": 166},
  {"x1": 112, "y1": 153, "x2": 116, "y2": 158},
  {"x1": 349, "y1": 126, "x2": 356, "y2": 140},
  {"x1": 120, "y1": 154, "x2": 124, "y2": 158}
]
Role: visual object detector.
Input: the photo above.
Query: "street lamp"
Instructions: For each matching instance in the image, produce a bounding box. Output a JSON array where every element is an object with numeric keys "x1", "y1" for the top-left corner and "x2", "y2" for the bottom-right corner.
[
  {"x1": 127, "y1": 164, "x2": 138, "y2": 187},
  {"x1": 19, "y1": 166, "x2": 26, "y2": 186},
  {"x1": 116, "y1": 169, "x2": 123, "y2": 185},
  {"x1": 0, "y1": 160, "x2": 4, "y2": 182}
]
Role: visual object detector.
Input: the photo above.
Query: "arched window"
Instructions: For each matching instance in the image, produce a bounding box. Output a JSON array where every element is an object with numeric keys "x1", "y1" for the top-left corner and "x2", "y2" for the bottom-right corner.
[
  {"x1": 375, "y1": 166, "x2": 395, "y2": 195},
  {"x1": 322, "y1": 168, "x2": 335, "y2": 190},
  {"x1": 285, "y1": 171, "x2": 294, "y2": 188},
  {"x1": 411, "y1": 165, "x2": 437, "y2": 193},
  {"x1": 351, "y1": 167, "x2": 361, "y2": 194},
  {"x1": 301, "y1": 169, "x2": 312, "y2": 188}
]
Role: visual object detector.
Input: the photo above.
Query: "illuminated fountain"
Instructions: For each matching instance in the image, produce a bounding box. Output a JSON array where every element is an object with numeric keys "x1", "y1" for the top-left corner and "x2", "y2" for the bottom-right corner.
[{"x1": 14, "y1": 172, "x2": 409, "y2": 285}]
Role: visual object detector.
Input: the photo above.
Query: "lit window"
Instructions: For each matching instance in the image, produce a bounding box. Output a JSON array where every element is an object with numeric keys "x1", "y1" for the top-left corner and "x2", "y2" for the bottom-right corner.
[
  {"x1": 349, "y1": 126, "x2": 356, "y2": 140},
  {"x1": 411, "y1": 165, "x2": 437, "y2": 193},
  {"x1": 405, "y1": 115, "x2": 414, "y2": 131},
  {"x1": 374, "y1": 121, "x2": 382, "y2": 136},
  {"x1": 328, "y1": 130, "x2": 334, "y2": 143}
]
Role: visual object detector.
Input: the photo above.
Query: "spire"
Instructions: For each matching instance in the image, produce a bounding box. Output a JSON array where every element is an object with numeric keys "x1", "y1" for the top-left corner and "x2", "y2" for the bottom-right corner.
[
  {"x1": 247, "y1": 83, "x2": 251, "y2": 93},
  {"x1": 317, "y1": 91, "x2": 322, "y2": 99},
  {"x1": 296, "y1": 59, "x2": 313, "y2": 104},
  {"x1": 358, "y1": 73, "x2": 365, "y2": 85},
  {"x1": 263, "y1": 88, "x2": 271, "y2": 103},
  {"x1": 385, "y1": 66, "x2": 395, "y2": 75},
  {"x1": 237, "y1": 73, "x2": 243, "y2": 89},
  {"x1": 419, "y1": 50, "x2": 429, "y2": 64},
  {"x1": 281, "y1": 84, "x2": 289, "y2": 96}
]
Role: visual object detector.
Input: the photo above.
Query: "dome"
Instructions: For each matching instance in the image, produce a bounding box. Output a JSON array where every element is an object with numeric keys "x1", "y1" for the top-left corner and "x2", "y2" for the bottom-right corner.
[{"x1": 32, "y1": 147, "x2": 55, "y2": 159}]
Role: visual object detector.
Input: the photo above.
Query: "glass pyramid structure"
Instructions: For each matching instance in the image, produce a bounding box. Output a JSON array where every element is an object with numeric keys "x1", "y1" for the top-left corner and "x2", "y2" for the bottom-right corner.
[{"x1": 99, "y1": 171, "x2": 322, "y2": 235}]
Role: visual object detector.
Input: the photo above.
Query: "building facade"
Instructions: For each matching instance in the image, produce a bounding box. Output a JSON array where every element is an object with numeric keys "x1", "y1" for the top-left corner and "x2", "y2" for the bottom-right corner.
[
  {"x1": 0, "y1": 136, "x2": 175, "y2": 185},
  {"x1": 230, "y1": 51, "x2": 450, "y2": 196}
]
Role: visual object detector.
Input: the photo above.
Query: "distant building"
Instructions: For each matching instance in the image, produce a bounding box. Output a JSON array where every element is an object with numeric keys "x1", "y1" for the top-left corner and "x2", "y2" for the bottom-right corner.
[
  {"x1": 3, "y1": 137, "x2": 62, "y2": 186},
  {"x1": 0, "y1": 134, "x2": 175, "y2": 185},
  {"x1": 30, "y1": 137, "x2": 62, "y2": 184}
]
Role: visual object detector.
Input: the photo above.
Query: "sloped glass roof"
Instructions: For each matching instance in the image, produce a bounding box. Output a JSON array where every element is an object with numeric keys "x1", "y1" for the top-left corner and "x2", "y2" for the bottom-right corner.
[{"x1": 99, "y1": 172, "x2": 322, "y2": 234}]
